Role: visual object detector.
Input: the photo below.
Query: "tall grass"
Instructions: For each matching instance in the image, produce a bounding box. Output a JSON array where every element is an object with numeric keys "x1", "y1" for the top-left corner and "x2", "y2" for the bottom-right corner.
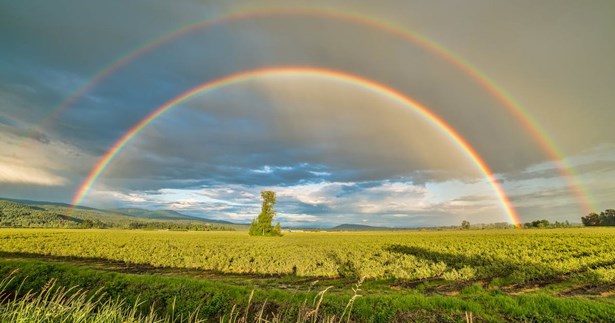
[
  {"x1": 0, "y1": 271, "x2": 187, "y2": 322},
  {"x1": 0, "y1": 272, "x2": 362, "y2": 323}
]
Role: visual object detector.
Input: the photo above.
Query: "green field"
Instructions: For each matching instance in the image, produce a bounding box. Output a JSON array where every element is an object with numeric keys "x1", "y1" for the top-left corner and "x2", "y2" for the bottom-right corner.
[{"x1": 0, "y1": 228, "x2": 614, "y2": 321}]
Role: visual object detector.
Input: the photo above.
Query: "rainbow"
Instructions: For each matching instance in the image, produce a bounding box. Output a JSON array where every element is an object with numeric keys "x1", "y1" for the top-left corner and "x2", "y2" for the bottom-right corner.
[
  {"x1": 35, "y1": 8, "x2": 593, "y2": 213},
  {"x1": 71, "y1": 67, "x2": 521, "y2": 224}
]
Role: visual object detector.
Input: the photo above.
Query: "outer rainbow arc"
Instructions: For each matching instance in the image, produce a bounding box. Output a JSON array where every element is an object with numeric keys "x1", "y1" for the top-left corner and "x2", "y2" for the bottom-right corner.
[
  {"x1": 35, "y1": 8, "x2": 593, "y2": 213},
  {"x1": 71, "y1": 66, "x2": 521, "y2": 225}
]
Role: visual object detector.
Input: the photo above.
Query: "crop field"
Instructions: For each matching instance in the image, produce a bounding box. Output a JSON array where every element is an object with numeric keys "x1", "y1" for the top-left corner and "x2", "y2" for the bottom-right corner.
[
  {"x1": 1, "y1": 228, "x2": 614, "y2": 321},
  {"x1": 1, "y1": 228, "x2": 615, "y2": 283}
]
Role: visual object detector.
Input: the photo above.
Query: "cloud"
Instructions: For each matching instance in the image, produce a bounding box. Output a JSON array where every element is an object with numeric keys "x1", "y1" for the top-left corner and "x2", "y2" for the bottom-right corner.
[
  {"x1": 0, "y1": 128, "x2": 96, "y2": 193},
  {"x1": 0, "y1": 115, "x2": 18, "y2": 127},
  {"x1": 90, "y1": 76, "x2": 487, "y2": 196},
  {"x1": 0, "y1": 159, "x2": 66, "y2": 186},
  {"x1": 81, "y1": 179, "x2": 498, "y2": 226}
]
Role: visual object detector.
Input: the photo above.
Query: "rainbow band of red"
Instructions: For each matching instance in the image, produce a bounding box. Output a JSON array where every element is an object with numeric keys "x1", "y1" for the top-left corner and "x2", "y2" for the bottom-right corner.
[
  {"x1": 35, "y1": 8, "x2": 594, "y2": 213},
  {"x1": 71, "y1": 67, "x2": 521, "y2": 224}
]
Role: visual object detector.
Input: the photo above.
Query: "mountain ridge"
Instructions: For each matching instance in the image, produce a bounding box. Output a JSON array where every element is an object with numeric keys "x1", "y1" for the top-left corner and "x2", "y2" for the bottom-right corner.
[
  {"x1": 329, "y1": 223, "x2": 393, "y2": 231},
  {"x1": 0, "y1": 197, "x2": 241, "y2": 229},
  {"x1": 112, "y1": 207, "x2": 234, "y2": 224}
]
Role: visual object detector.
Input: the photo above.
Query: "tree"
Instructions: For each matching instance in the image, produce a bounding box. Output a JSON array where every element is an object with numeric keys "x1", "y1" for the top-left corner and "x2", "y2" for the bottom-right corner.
[
  {"x1": 532, "y1": 219, "x2": 550, "y2": 228},
  {"x1": 582, "y1": 210, "x2": 615, "y2": 226},
  {"x1": 600, "y1": 209, "x2": 615, "y2": 226},
  {"x1": 461, "y1": 220, "x2": 470, "y2": 230},
  {"x1": 249, "y1": 191, "x2": 282, "y2": 236},
  {"x1": 581, "y1": 212, "x2": 600, "y2": 226}
]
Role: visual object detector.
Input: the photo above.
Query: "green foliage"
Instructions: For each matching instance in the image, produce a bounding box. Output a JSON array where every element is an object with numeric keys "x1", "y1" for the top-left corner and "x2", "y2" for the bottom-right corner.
[
  {"x1": 272, "y1": 222, "x2": 282, "y2": 236},
  {"x1": 0, "y1": 274, "x2": 167, "y2": 322},
  {"x1": 249, "y1": 191, "x2": 282, "y2": 236},
  {"x1": 582, "y1": 209, "x2": 615, "y2": 226},
  {"x1": 0, "y1": 200, "x2": 75, "y2": 228},
  {"x1": 127, "y1": 221, "x2": 233, "y2": 231},
  {"x1": 0, "y1": 260, "x2": 354, "y2": 322},
  {"x1": 461, "y1": 220, "x2": 470, "y2": 230},
  {"x1": 0, "y1": 199, "x2": 239, "y2": 231},
  {"x1": 1, "y1": 228, "x2": 614, "y2": 284},
  {"x1": 1, "y1": 258, "x2": 615, "y2": 322},
  {"x1": 522, "y1": 219, "x2": 575, "y2": 228},
  {"x1": 523, "y1": 219, "x2": 550, "y2": 228}
]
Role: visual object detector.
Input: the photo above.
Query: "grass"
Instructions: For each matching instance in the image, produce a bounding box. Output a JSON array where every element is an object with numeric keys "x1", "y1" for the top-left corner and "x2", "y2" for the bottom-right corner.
[
  {"x1": 0, "y1": 228, "x2": 613, "y2": 321},
  {"x1": 2, "y1": 228, "x2": 615, "y2": 282},
  {"x1": 0, "y1": 267, "x2": 359, "y2": 323},
  {"x1": 0, "y1": 258, "x2": 614, "y2": 322}
]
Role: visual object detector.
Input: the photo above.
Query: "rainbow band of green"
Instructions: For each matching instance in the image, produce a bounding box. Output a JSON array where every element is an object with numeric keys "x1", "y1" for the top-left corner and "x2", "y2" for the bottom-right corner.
[
  {"x1": 42, "y1": 8, "x2": 595, "y2": 213},
  {"x1": 71, "y1": 67, "x2": 521, "y2": 224}
]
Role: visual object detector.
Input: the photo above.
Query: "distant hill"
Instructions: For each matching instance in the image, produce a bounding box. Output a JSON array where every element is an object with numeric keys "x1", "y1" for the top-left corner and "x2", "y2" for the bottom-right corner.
[
  {"x1": 330, "y1": 223, "x2": 393, "y2": 231},
  {"x1": 0, "y1": 199, "x2": 77, "y2": 227},
  {"x1": 0, "y1": 198, "x2": 243, "y2": 230},
  {"x1": 0, "y1": 198, "x2": 140, "y2": 227},
  {"x1": 2, "y1": 198, "x2": 98, "y2": 210},
  {"x1": 112, "y1": 208, "x2": 234, "y2": 224}
]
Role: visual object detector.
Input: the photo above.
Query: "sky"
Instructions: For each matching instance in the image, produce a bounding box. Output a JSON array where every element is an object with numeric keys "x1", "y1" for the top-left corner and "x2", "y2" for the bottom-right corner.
[{"x1": 1, "y1": 0, "x2": 614, "y2": 227}]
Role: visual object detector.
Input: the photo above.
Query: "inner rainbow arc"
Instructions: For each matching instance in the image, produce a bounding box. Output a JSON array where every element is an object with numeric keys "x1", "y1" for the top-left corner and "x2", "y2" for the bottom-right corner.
[
  {"x1": 36, "y1": 8, "x2": 594, "y2": 213},
  {"x1": 71, "y1": 66, "x2": 521, "y2": 225}
]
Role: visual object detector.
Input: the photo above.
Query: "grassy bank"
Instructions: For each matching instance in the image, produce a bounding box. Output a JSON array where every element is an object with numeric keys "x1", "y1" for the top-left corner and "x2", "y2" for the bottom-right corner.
[{"x1": 0, "y1": 258, "x2": 614, "y2": 322}]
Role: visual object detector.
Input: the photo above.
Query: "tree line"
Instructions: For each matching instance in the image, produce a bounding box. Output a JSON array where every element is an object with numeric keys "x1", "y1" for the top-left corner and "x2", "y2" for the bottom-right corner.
[
  {"x1": 522, "y1": 219, "x2": 574, "y2": 228},
  {"x1": 127, "y1": 221, "x2": 234, "y2": 231},
  {"x1": 0, "y1": 200, "x2": 236, "y2": 231},
  {"x1": 582, "y1": 209, "x2": 615, "y2": 226}
]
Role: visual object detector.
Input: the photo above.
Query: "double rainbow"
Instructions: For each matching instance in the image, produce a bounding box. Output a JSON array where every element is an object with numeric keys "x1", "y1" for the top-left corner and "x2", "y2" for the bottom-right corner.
[
  {"x1": 71, "y1": 67, "x2": 520, "y2": 224},
  {"x1": 52, "y1": 8, "x2": 593, "y2": 223}
]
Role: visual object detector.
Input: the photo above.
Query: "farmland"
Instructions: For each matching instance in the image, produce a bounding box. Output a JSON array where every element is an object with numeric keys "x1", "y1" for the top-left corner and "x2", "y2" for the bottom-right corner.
[
  {"x1": 1, "y1": 228, "x2": 615, "y2": 282},
  {"x1": 0, "y1": 228, "x2": 614, "y2": 321}
]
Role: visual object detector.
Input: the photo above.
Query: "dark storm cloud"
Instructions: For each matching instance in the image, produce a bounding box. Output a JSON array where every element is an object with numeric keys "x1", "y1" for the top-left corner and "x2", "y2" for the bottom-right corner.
[
  {"x1": 334, "y1": 182, "x2": 383, "y2": 197},
  {"x1": 504, "y1": 160, "x2": 615, "y2": 182},
  {"x1": 101, "y1": 161, "x2": 334, "y2": 192},
  {"x1": 0, "y1": 1, "x2": 226, "y2": 72},
  {"x1": 508, "y1": 187, "x2": 574, "y2": 205},
  {"x1": 278, "y1": 199, "x2": 333, "y2": 216},
  {"x1": 0, "y1": 0, "x2": 241, "y2": 156},
  {"x1": 31, "y1": 132, "x2": 50, "y2": 144},
  {"x1": 0, "y1": 116, "x2": 17, "y2": 127},
  {"x1": 0, "y1": 184, "x2": 74, "y2": 203},
  {"x1": 3, "y1": 0, "x2": 539, "y2": 173}
]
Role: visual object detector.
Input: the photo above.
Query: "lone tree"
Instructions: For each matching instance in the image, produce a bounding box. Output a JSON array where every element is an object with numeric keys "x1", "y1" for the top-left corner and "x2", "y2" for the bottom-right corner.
[
  {"x1": 461, "y1": 220, "x2": 470, "y2": 230},
  {"x1": 249, "y1": 191, "x2": 282, "y2": 236}
]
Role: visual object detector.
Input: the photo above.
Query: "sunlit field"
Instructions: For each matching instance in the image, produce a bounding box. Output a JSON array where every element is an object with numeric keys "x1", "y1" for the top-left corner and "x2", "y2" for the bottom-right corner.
[
  {"x1": 1, "y1": 228, "x2": 614, "y2": 321},
  {"x1": 1, "y1": 228, "x2": 614, "y2": 281}
]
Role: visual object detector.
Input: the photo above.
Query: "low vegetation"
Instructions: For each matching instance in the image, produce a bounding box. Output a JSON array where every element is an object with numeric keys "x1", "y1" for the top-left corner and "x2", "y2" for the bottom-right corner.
[
  {"x1": 0, "y1": 228, "x2": 614, "y2": 283},
  {"x1": 1, "y1": 257, "x2": 614, "y2": 322}
]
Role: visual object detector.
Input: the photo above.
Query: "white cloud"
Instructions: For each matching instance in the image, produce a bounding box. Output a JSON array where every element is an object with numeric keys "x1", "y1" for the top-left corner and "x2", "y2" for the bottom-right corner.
[
  {"x1": 0, "y1": 159, "x2": 66, "y2": 186},
  {"x1": 0, "y1": 128, "x2": 93, "y2": 187}
]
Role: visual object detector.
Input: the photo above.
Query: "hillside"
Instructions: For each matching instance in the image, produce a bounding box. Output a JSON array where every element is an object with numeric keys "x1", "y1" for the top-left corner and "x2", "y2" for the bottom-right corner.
[
  {"x1": 0, "y1": 200, "x2": 75, "y2": 227},
  {"x1": 0, "y1": 198, "x2": 243, "y2": 230},
  {"x1": 113, "y1": 208, "x2": 234, "y2": 224}
]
